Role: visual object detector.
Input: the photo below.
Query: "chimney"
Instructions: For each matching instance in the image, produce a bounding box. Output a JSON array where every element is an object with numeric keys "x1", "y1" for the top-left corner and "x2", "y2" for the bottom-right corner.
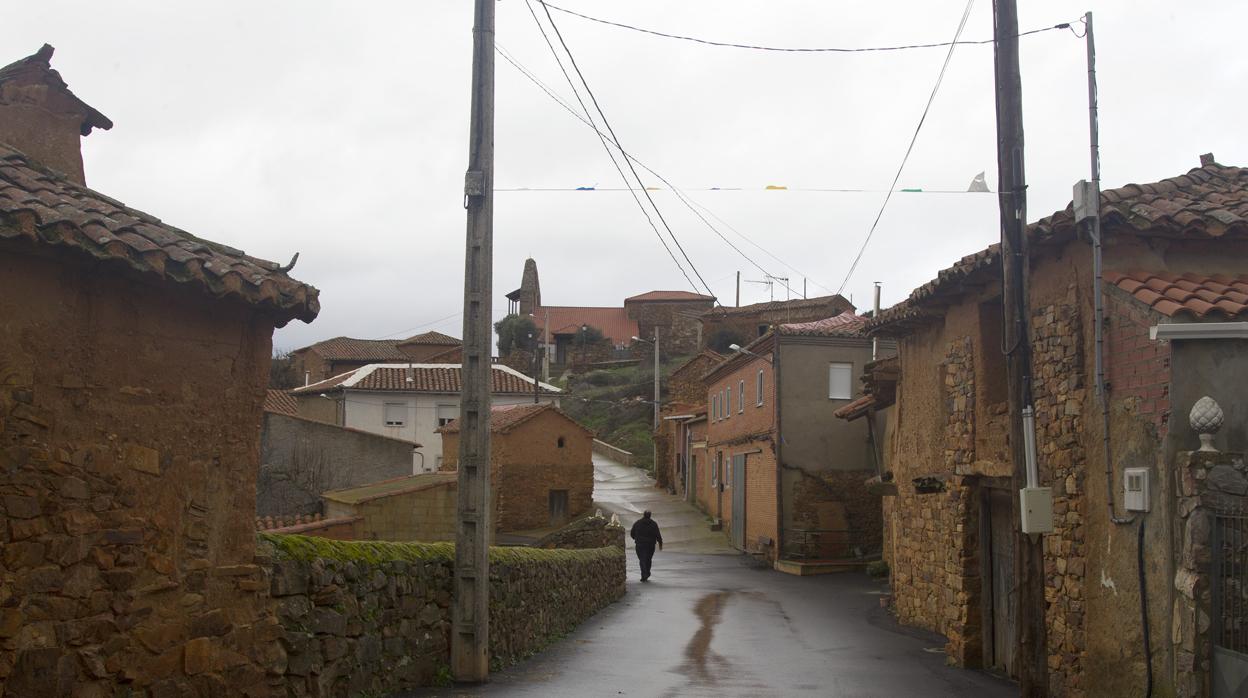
[
  {"x1": 1199, "y1": 153, "x2": 1217, "y2": 167},
  {"x1": 0, "y1": 44, "x2": 112, "y2": 185}
]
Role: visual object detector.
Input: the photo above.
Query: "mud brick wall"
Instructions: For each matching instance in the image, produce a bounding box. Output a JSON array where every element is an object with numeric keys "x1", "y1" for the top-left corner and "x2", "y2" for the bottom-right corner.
[
  {"x1": 261, "y1": 533, "x2": 625, "y2": 694},
  {"x1": 0, "y1": 253, "x2": 279, "y2": 696},
  {"x1": 788, "y1": 469, "x2": 882, "y2": 558}
]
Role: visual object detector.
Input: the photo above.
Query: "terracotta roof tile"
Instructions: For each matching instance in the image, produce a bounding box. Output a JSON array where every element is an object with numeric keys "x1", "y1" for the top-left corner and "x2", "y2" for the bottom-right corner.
[
  {"x1": 1106, "y1": 270, "x2": 1248, "y2": 319},
  {"x1": 294, "y1": 336, "x2": 412, "y2": 362},
  {"x1": 700, "y1": 294, "x2": 854, "y2": 319},
  {"x1": 438, "y1": 402, "x2": 590, "y2": 435},
  {"x1": 290, "y1": 363, "x2": 561, "y2": 396},
  {"x1": 398, "y1": 331, "x2": 461, "y2": 347},
  {"x1": 534, "y1": 305, "x2": 638, "y2": 347},
  {"x1": 776, "y1": 313, "x2": 868, "y2": 337},
  {"x1": 624, "y1": 291, "x2": 717, "y2": 303},
  {"x1": 264, "y1": 389, "x2": 298, "y2": 416},
  {"x1": 0, "y1": 143, "x2": 319, "y2": 325}
]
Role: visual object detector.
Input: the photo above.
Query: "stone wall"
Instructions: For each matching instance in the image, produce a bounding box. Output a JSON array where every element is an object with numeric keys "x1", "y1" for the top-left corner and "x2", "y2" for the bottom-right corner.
[
  {"x1": 626, "y1": 299, "x2": 714, "y2": 356},
  {"x1": 1172, "y1": 450, "x2": 1247, "y2": 697},
  {"x1": 534, "y1": 513, "x2": 626, "y2": 550},
  {"x1": 0, "y1": 252, "x2": 278, "y2": 696},
  {"x1": 258, "y1": 412, "x2": 416, "y2": 518},
  {"x1": 260, "y1": 532, "x2": 625, "y2": 695}
]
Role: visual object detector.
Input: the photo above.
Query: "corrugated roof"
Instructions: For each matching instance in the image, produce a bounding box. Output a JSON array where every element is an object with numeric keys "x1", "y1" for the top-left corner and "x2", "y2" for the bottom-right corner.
[
  {"x1": 322, "y1": 472, "x2": 457, "y2": 505},
  {"x1": 0, "y1": 143, "x2": 320, "y2": 325},
  {"x1": 264, "y1": 389, "x2": 298, "y2": 416},
  {"x1": 290, "y1": 363, "x2": 561, "y2": 396},
  {"x1": 1105, "y1": 271, "x2": 1248, "y2": 319}
]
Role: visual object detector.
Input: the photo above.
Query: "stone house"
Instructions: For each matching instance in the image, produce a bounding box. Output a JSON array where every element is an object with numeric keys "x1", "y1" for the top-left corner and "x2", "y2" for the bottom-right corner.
[
  {"x1": 863, "y1": 156, "x2": 1248, "y2": 696},
  {"x1": 290, "y1": 330, "x2": 461, "y2": 384},
  {"x1": 700, "y1": 314, "x2": 891, "y2": 564},
  {"x1": 440, "y1": 403, "x2": 595, "y2": 532},
  {"x1": 289, "y1": 362, "x2": 559, "y2": 470},
  {"x1": 699, "y1": 294, "x2": 855, "y2": 352},
  {"x1": 504, "y1": 257, "x2": 716, "y2": 363},
  {"x1": 321, "y1": 473, "x2": 459, "y2": 542},
  {"x1": 0, "y1": 45, "x2": 318, "y2": 695}
]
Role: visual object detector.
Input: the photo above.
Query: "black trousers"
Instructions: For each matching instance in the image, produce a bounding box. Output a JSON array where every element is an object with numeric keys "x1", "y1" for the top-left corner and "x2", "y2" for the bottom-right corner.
[{"x1": 635, "y1": 541, "x2": 656, "y2": 579}]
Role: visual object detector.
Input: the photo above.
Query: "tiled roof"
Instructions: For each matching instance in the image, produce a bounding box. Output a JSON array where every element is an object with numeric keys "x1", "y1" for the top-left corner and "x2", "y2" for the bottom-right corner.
[
  {"x1": 398, "y1": 330, "x2": 460, "y2": 346},
  {"x1": 1104, "y1": 271, "x2": 1248, "y2": 319},
  {"x1": 869, "y1": 158, "x2": 1248, "y2": 336},
  {"x1": 700, "y1": 295, "x2": 854, "y2": 319},
  {"x1": 438, "y1": 402, "x2": 589, "y2": 435},
  {"x1": 0, "y1": 143, "x2": 320, "y2": 325},
  {"x1": 833, "y1": 394, "x2": 875, "y2": 421},
  {"x1": 534, "y1": 305, "x2": 639, "y2": 347},
  {"x1": 290, "y1": 363, "x2": 561, "y2": 396},
  {"x1": 624, "y1": 291, "x2": 716, "y2": 303},
  {"x1": 322, "y1": 472, "x2": 457, "y2": 505},
  {"x1": 264, "y1": 389, "x2": 299, "y2": 416},
  {"x1": 294, "y1": 336, "x2": 411, "y2": 362},
  {"x1": 777, "y1": 313, "x2": 868, "y2": 338}
]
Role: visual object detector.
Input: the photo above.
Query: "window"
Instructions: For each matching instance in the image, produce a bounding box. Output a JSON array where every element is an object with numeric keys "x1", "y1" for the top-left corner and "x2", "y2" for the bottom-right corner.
[
  {"x1": 756, "y1": 369, "x2": 765, "y2": 406},
  {"x1": 738, "y1": 380, "x2": 745, "y2": 413},
  {"x1": 557, "y1": 436, "x2": 565, "y2": 449},
  {"x1": 828, "y1": 362, "x2": 854, "y2": 400},
  {"x1": 437, "y1": 404, "x2": 457, "y2": 427},
  {"x1": 711, "y1": 452, "x2": 718, "y2": 486},
  {"x1": 721, "y1": 452, "x2": 730, "y2": 488},
  {"x1": 725, "y1": 387, "x2": 731, "y2": 417},
  {"x1": 383, "y1": 402, "x2": 406, "y2": 427},
  {"x1": 713, "y1": 394, "x2": 719, "y2": 420},
  {"x1": 757, "y1": 324, "x2": 769, "y2": 337}
]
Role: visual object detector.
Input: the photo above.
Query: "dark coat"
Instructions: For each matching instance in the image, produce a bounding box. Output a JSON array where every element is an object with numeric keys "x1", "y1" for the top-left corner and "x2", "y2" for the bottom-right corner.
[{"x1": 630, "y1": 517, "x2": 663, "y2": 546}]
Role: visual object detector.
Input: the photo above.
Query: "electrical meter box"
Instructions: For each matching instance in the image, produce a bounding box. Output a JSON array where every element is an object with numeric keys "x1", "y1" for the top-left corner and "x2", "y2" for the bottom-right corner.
[
  {"x1": 1020, "y1": 487, "x2": 1054, "y2": 534},
  {"x1": 1124, "y1": 468, "x2": 1150, "y2": 512}
]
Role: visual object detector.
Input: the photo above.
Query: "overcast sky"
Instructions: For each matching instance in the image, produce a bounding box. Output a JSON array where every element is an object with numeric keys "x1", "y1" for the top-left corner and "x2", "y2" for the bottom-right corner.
[{"x1": 12, "y1": 1, "x2": 1245, "y2": 352}]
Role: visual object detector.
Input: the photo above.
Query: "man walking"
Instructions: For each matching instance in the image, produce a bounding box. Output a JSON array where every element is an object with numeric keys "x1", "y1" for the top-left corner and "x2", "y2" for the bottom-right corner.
[{"x1": 629, "y1": 510, "x2": 663, "y2": 582}]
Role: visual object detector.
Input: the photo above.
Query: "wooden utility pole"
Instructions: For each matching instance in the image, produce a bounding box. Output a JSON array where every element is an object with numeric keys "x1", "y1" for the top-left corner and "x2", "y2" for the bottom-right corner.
[
  {"x1": 992, "y1": 0, "x2": 1047, "y2": 694},
  {"x1": 453, "y1": 0, "x2": 494, "y2": 682}
]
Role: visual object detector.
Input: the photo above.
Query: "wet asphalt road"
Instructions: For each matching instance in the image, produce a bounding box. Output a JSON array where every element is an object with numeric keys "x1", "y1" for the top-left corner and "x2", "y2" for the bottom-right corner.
[{"x1": 403, "y1": 552, "x2": 1014, "y2": 698}]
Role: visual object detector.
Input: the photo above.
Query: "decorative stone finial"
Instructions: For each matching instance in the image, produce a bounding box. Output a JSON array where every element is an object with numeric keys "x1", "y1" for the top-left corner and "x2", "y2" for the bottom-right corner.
[
  {"x1": 609, "y1": 513, "x2": 620, "y2": 527},
  {"x1": 1189, "y1": 396, "x2": 1224, "y2": 452}
]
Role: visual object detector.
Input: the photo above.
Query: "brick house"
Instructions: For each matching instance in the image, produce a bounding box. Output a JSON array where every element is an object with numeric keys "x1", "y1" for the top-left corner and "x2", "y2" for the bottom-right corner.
[
  {"x1": 862, "y1": 157, "x2": 1248, "y2": 696},
  {"x1": 290, "y1": 330, "x2": 461, "y2": 384},
  {"x1": 0, "y1": 45, "x2": 318, "y2": 695},
  {"x1": 439, "y1": 403, "x2": 595, "y2": 532},
  {"x1": 699, "y1": 294, "x2": 855, "y2": 352},
  {"x1": 289, "y1": 363, "x2": 559, "y2": 470},
  {"x1": 655, "y1": 349, "x2": 722, "y2": 491},
  {"x1": 700, "y1": 314, "x2": 891, "y2": 563}
]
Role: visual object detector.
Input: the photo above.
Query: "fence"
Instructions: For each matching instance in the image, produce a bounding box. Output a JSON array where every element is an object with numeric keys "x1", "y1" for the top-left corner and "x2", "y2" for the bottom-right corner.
[{"x1": 1212, "y1": 499, "x2": 1248, "y2": 698}]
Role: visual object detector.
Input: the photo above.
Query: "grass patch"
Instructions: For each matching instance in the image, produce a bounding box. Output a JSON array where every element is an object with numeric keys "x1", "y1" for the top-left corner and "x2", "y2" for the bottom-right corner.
[{"x1": 259, "y1": 533, "x2": 623, "y2": 566}]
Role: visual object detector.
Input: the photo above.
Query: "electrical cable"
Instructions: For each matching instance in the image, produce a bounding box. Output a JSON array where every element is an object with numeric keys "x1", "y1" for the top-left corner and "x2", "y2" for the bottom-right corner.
[
  {"x1": 1138, "y1": 517, "x2": 1154, "y2": 697},
  {"x1": 530, "y1": 0, "x2": 719, "y2": 300},
  {"x1": 519, "y1": 2, "x2": 704, "y2": 296},
  {"x1": 496, "y1": 43, "x2": 814, "y2": 301},
  {"x1": 540, "y1": 1, "x2": 1071, "y2": 54},
  {"x1": 835, "y1": 0, "x2": 977, "y2": 297}
]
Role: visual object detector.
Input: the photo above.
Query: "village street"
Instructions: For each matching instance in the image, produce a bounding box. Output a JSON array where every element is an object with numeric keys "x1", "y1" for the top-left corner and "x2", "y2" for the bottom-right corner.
[{"x1": 406, "y1": 550, "x2": 1014, "y2": 697}]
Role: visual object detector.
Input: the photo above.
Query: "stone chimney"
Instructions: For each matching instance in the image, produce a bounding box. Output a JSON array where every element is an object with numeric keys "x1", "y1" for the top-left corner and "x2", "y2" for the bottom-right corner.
[
  {"x1": 0, "y1": 44, "x2": 112, "y2": 185},
  {"x1": 519, "y1": 258, "x2": 542, "y2": 316}
]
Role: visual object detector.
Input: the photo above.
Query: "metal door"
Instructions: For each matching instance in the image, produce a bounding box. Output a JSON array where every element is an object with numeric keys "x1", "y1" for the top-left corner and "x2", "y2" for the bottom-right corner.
[
  {"x1": 1212, "y1": 505, "x2": 1248, "y2": 697},
  {"x1": 984, "y1": 488, "x2": 1018, "y2": 677},
  {"x1": 731, "y1": 454, "x2": 746, "y2": 549}
]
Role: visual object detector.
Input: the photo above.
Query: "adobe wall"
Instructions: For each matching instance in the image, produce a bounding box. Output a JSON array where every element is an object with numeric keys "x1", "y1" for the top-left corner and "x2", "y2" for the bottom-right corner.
[
  {"x1": 492, "y1": 411, "x2": 594, "y2": 531},
  {"x1": 325, "y1": 483, "x2": 459, "y2": 543},
  {"x1": 0, "y1": 250, "x2": 279, "y2": 696},
  {"x1": 258, "y1": 412, "x2": 416, "y2": 517},
  {"x1": 260, "y1": 533, "x2": 625, "y2": 695}
]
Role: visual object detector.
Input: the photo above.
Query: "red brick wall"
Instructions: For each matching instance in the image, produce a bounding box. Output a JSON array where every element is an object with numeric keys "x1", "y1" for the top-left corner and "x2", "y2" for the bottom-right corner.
[{"x1": 1105, "y1": 289, "x2": 1171, "y2": 437}]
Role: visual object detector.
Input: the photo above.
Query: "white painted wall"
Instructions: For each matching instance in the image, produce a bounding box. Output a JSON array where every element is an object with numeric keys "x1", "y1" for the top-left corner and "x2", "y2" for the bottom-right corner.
[{"x1": 342, "y1": 391, "x2": 558, "y2": 473}]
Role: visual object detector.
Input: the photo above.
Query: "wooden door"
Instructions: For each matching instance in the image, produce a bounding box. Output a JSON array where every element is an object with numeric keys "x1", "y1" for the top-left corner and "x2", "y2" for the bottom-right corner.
[
  {"x1": 983, "y1": 488, "x2": 1017, "y2": 677},
  {"x1": 731, "y1": 454, "x2": 746, "y2": 549},
  {"x1": 548, "y1": 489, "x2": 569, "y2": 527}
]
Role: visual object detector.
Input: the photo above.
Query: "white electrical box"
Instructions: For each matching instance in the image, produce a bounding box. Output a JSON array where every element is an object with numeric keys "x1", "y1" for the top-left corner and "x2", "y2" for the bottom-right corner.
[
  {"x1": 1020, "y1": 487, "x2": 1054, "y2": 534},
  {"x1": 1124, "y1": 468, "x2": 1150, "y2": 512}
]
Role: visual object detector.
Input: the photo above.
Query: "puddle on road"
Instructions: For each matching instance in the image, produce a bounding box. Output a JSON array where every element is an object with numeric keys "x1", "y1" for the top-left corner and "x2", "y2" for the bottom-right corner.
[{"x1": 682, "y1": 590, "x2": 732, "y2": 684}]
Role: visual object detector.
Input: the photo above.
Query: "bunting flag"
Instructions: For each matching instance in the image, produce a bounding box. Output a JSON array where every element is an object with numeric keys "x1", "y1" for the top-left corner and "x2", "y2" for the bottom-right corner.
[
  {"x1": 765, "y1": 184, "x2": 788, "y2": 190},
  {"x1": 967, "y1": 171, "x2": 990, "y2": 192}
]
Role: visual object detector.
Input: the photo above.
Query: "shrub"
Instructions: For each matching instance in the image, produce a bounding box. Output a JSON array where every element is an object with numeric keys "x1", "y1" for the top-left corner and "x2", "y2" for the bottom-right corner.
[
  {"x1": 495, "y1": 314, "x2": 538, "y2": 355},
  {"x1": 866, "y1": 560, "x2": 889, "y2": 579}
]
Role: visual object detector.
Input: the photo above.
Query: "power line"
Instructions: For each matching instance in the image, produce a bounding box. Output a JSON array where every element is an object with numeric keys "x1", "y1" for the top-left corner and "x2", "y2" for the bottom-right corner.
[
  {"x1": 494, "y1": 186, "x2": 991, "y2": 194},
  {"x1": 529, "y1": 0, "x2": 719, "y2": 300},
  {"x1": 836, "y1": 0, "x2": 977, "y2": 297},
  {"x1": 541, "y1": 1, "x2": 1072, "y2": 54},
  {"x1": 496, "y1": 42, "x2": 812, "y2": 301},
  {"x1": 518, "y1": 3, "x2": 703, "y2": 296}
]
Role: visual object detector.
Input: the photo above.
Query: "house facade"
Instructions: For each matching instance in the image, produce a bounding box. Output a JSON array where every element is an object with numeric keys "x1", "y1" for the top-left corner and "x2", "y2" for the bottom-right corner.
[
  {"x1": 440, "y1": 403, "x2": 595, "y2": 532},
  {"x1": 864, "y1": 156, "x2": 1248, "y2": 696},
  {"x1": 290, "y1": 330, "x2": 461, "y2": 384},
  {"x1": 290, "y1": 363, "x2": 559, "y2": 471},
  {"x1": 699, "y1": 314, "x2": 890, "y2": 563},
  {"x1": 0, "y1": 45, "x2": 319, "y2": 695}
]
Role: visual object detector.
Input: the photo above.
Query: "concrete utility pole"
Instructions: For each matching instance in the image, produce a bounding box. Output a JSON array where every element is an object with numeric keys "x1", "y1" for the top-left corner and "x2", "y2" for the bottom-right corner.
[
  {"x1": 453, "y1": 0, "x2": 494, "y2": 682},
  {"x1": 992, "y1": 0, "x2": 1047, "y2": 693},
  {"x1": 652, "y1": 327, "x2": 660, "y2": 431},
  {"x1": 736, "y1": 271, "x2": 740, "y2": 307}
]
